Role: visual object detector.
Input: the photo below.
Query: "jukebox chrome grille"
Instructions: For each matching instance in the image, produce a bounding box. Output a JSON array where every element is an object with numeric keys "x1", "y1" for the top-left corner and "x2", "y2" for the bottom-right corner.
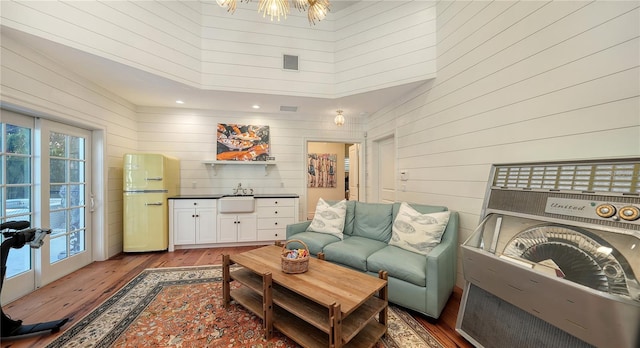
[
  {"x1": 456, "y1": 158, "x2": 640, "y2": 348},
  {"x1": 503, "y1": 225, "x2": 637, "y2": 299}
]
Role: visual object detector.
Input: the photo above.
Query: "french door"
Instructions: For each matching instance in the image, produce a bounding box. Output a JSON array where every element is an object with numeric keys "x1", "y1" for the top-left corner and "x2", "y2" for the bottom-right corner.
[
  {"x1": 1, "y1": 112, "x2": 92, "y2": 302},
  {"x1": 39, "y1": 119, "x2": 92, "y2": 285}
]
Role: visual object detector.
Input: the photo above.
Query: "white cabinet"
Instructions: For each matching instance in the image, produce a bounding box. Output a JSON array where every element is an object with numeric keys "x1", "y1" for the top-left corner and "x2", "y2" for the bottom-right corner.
[
  {"x1": 170, "y1": 196, "x2": 298, "y2": 250},
  {"x1": 169, "y1": 199, "x2": 216, "y2": 251},
  {"x1": 256, "y1": 198, "x2": 297, "y2": 242},
  {"x1": 217, "y1": 214, "x2": 257, "y2": 243}
]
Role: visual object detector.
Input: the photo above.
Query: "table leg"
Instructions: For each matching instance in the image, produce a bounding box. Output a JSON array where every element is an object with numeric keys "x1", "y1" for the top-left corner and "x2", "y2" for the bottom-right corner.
[
  {"x1": 330, "y1": 303, "x2": 342, "y2": 348},
  {"x1": 222, "y1": 254, "x2": 230, "y2": 307},
  {"x1": 378, "y1": 270, "x2": 388, "y2": 336},
  {"x1": 263, "y1": 272, "x2": 273, "y2": 340}
]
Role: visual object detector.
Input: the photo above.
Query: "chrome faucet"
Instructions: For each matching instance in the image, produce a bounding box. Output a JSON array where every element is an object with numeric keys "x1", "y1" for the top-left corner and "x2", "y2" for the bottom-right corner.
[
  {"x1": 233, "y1": 183, "x2": 243, "y2": 195},
  {"x1": 232, "y1": 183, "x2": 253, "y2": 195}
]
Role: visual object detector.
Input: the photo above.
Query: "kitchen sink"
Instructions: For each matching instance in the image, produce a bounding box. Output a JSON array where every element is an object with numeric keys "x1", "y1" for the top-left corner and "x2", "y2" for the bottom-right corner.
[{"x1": 218, "y1": 195, "x2": 255, "y2": 213}]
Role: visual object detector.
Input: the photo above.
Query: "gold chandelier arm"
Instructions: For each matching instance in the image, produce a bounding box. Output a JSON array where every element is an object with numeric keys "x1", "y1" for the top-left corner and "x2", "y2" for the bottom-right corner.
[
  {"x1": 307, "y1": 0, "x2": 330, "y2": 25},
  {"x1": 258, "y1": 0, "x2": 291, "y2": 21},
  {"x1": 293, "y1": 0, "x2": 308, "y2": 11},
  {"x1": 217, "y1": 0, "x2": 238, "y2": 13},
  {"x1": 217, "y1": 0, "x2": 329, "y2": 25}
]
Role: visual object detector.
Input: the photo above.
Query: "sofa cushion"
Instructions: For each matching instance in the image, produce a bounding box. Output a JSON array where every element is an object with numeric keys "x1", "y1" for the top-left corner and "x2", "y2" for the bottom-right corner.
[
  {"x1": 286, "y1": 231, "x2": 341, "y2": 255},
  {"x1": 389, "y1": 202, "x2": 451, "y2": 255},
  {"x1": 326, "y1": 200, "x2": 356, "y2": 236},
  {"x1": 322, "y1": 236, "x2": 387, "y2": 271},
  {"x1": 352, "y1": 202, "x2": 394, "y2": 242},
  {"x1": 306, "y1": 198, "x2": 347, "y2": 240},
  {"x1": 367, "y1": 246, "x2": 426, "y2": 287}
]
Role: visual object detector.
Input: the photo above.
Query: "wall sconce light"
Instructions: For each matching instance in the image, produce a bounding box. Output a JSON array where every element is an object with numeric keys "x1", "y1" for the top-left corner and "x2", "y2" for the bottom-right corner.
[{"x1": 334, "y1": 109, "x2": 345, "y2": 126}]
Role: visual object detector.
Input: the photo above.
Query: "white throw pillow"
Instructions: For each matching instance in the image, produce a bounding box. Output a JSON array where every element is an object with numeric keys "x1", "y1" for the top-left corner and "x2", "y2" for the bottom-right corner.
[
  {"x1": 389, "y1": 202, "x2": 450, "y2": 255},
  {"x1": 306, "y1": 198, "x2": 347, "y2": 240}
]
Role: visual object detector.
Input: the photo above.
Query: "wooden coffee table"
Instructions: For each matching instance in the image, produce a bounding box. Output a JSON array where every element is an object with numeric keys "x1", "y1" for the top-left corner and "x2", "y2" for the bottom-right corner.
[{"x1": 222, "y1": 244, "x2": 388, "y2": 348}]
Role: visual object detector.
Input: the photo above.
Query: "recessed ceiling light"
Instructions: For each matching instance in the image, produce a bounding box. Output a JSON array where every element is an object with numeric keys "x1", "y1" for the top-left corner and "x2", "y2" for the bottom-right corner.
[
  {"x1": 176, "y1": 100, "x2": 185, "y2": 104},
  {"x1": 252, "y1": 105, "x2": 260, "y2": 109}
]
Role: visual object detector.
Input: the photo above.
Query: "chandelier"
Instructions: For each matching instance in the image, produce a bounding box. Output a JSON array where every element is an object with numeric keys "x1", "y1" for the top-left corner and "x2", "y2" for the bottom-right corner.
[
  {"x1": 216, "y1": 0, "x2": 331, "y2": 25},
  {"x1": 334, "y1": 109, "x2": 345, "y2": 126}
]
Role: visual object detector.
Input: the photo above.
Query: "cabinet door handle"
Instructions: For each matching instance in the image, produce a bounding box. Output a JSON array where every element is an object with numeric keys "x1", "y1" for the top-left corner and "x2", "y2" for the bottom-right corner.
[
  {"x1": 274, "y1": 222, "x2": 278, "y2": 225},
  {"x1": 195, "y1": 214, "x2": 199, "y2": 218},
  {"x1": 192, "y1": 215, "x2": 195, "y2": 217},
  {"x1": 274, "y1": 201, "x2": 278, "y2": 204},
  {"x1": 275, "y1": 211, "x2": 278, "y2": 214},
  {"x1": 275, "y1": 233, "x2": 278, "y2": 237}
]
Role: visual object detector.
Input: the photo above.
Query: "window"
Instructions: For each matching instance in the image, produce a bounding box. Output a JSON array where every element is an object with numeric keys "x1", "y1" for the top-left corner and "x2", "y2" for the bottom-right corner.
[{"x1": 1, "y1": 121, "x2": 34, "y2": 278}]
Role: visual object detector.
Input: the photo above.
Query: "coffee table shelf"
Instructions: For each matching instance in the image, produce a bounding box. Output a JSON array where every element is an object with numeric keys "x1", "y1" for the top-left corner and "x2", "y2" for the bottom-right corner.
[{"x1": 223, "y1": 245, "x2": 388, "y2": 348}]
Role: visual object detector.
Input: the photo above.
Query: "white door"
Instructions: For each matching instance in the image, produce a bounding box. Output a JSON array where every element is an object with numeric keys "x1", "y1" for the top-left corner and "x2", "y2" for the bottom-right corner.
[
  {"x1": 348, "y1": 144, "x2": 359, "y2": 201},
  {"x1": 1, "y1": 114, "x2": 93, "y2": 302},
  {"x1": 1, "y1": 111, "x2": 37, "y2": 303},
  {"x1": 39, "y1": 119, "x2": 92, "y2": 286},
  {"x1": 377, "y1": 136, "x2": 395, "y2": 203}
]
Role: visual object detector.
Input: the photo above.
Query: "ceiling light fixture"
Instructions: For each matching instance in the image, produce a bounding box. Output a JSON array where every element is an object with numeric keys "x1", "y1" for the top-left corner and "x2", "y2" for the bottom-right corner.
[
  {"x1": 216, "y1": 0, "x2": 330, "y2": 25},
  {"x1": 252, "y1": 104, "x2": 261, "y2": 109},
  {"x1": 176, "y1": 100, "x2": 185, "y2": 104},
  {"x1": 334, "y1": 109, "x2": 345, "y2": 126}
]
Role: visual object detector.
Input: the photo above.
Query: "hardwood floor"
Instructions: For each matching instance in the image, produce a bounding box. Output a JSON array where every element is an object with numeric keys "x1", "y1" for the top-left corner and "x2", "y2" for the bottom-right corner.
[{"x1": 1, "y1": 246, "x2": 473, "y2": 348}]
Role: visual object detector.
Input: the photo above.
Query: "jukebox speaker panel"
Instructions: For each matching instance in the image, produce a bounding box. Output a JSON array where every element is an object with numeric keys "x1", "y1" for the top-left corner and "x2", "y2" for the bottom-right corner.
[{"x1": 456, "y1": 159, "x2": 640, "y2": 348}]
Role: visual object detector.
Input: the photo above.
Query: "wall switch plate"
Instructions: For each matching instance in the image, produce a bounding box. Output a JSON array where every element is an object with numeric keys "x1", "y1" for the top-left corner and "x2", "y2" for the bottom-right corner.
[{"x1": 400, "y1": 170, "x2": 408, "y2": 181}]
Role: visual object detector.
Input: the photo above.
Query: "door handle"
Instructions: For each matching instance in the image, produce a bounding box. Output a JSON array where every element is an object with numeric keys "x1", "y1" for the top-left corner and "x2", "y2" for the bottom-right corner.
[
  {"x1": 146, "y1": 177, "x2": 163, "y2": 181},
  {"x1": 90, "y1": 193, "x2": 95, "y2": 212},
  {"x1": 145, "y1": 202, "x2": 163, "y2": 206}
]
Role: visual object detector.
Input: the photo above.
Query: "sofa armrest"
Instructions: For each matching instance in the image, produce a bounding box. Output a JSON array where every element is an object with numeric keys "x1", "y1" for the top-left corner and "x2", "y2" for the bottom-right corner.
[
  {"x1": 286, "y1": 221, "x2": 312, "y2": 239},
  {"x1": 425, "y1": 211, "x2": 459, "y2": 317}
]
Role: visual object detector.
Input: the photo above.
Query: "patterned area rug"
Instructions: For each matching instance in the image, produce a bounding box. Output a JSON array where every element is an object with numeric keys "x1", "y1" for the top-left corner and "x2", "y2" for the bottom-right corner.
[{"x1": 46, "y1": 266, "x2": 443, "y2": 348}]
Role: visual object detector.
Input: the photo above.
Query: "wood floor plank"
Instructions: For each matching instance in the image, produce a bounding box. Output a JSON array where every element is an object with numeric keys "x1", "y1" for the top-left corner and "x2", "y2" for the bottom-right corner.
[{"x1": 0, "y1": 246, "x2": 473, "y2": 348}]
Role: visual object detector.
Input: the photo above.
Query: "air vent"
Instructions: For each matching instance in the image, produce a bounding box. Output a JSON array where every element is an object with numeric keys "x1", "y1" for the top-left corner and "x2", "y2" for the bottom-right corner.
[
  {"x1": 493, "y1": 161, "x2": 639, "y2": 194},
  {"x1": 280, "y1": 106, "x2": 298, "y2": 112},
  {"x1": 283, "y1": 54, "x2": 298, "y2": 70}
]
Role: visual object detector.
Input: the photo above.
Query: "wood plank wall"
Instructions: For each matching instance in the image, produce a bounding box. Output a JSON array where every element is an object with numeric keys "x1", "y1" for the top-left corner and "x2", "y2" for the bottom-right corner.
[
  {"x1": 1, "y1": 1, "x2": 435, "y2": 98},
  {"x1": 0, "y1": 34, "x2": 139, "y2": 259},
  {"x1": 365, "y1": 0, "x2": 640, "y2": 288},
  {"x1": 135, "y1": 106, "x2": 365, "y2": 203},
  {"x1": 334, "y1": 1, "x2": 437, "y2": 96},
  {"x1": 0, "y1": 1, "x2": 202, "y2": 86}
]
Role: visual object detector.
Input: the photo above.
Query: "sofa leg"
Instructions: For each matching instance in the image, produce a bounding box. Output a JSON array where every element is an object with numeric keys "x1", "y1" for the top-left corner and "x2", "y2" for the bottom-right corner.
[{"x1": 317, "y1": 252, "x2": 325, "y2": 260}]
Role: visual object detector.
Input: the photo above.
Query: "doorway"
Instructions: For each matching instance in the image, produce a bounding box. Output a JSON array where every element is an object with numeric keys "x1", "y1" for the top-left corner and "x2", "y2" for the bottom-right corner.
[
  {"x1": 374, "y1": 135, "x2": 395, "y2": 203},
  {"x1": 1, "y1": 111, "x2": 93, "y2": 303},
  {"x1": 306, "y1": 141, "x2": 360, "y2": 220}
]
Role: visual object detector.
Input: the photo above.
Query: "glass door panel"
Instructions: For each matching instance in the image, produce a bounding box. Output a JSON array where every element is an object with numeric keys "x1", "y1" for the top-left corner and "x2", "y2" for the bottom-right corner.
[
  {"x1": 1, "y1": 112, "x2": 35, "y2": 303},
  {"x1": 39, "y1": 120, "x2": 91, "y2": 286}
]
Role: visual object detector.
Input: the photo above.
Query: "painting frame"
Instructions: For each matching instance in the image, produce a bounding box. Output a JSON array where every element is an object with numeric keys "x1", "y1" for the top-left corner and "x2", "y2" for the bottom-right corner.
[
  {"x1": 307, "y1": 153, "x2": 337, "y2": 188},
  {"x1": 216, "y1": 123, "x2": 270, "y2": 161}
]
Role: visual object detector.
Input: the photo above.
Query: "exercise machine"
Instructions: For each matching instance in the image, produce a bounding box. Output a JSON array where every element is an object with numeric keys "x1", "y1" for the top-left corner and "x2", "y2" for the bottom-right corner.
[{"x1": 1, "y1": 220, "x2": 69, "y2": 337}]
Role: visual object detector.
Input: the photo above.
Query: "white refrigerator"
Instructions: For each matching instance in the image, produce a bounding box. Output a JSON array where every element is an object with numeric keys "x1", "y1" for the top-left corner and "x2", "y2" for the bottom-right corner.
[{"x1": 123, "y1": 153, "x2": 180, "y2": 252}]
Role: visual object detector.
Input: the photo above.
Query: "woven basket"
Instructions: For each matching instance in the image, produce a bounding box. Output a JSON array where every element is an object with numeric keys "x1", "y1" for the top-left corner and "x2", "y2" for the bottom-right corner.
[{"x1": 281, "y1": 239, "x2": 310, "y2": 274}]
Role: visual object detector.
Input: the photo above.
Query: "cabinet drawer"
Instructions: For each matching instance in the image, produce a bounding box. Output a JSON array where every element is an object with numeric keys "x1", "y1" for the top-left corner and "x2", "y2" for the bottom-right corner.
[
  {"x1": 257, "y1": 229, "x2": 285, "y2": 241},
  {"x1": 256, "y1": 198, "x2": 295, "y2": 207},
  {"x1": 257, "y1": 206, "x2": 295, "y2": 218},
  {"x1": 257, "y1": 217, "x2": 294, "y2": 230},
  {"x1": 173, "y1": 199, "x2": 216, "y2": 209}
]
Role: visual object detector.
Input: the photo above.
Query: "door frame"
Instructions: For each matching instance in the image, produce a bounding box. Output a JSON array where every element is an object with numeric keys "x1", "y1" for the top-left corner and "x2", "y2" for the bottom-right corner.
[
  {"x1": 371, "y1": 132, "x2": 396, "y2": 203},
  {"x1": 303, "y1": 138, "x2": 364, "y2": 221},
  {"x1": 4, "y1": 104, "x2": 107, "y2": 261},
  {"x1": 1, "y1": 104, "x2": 108, "y2": 302}
]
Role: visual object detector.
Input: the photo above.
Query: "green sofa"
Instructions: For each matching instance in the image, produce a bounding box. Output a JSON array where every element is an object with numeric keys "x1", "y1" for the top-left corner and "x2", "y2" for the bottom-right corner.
[{"x1": 285, "y1": 201, "x2": 459, "y2": 319}]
